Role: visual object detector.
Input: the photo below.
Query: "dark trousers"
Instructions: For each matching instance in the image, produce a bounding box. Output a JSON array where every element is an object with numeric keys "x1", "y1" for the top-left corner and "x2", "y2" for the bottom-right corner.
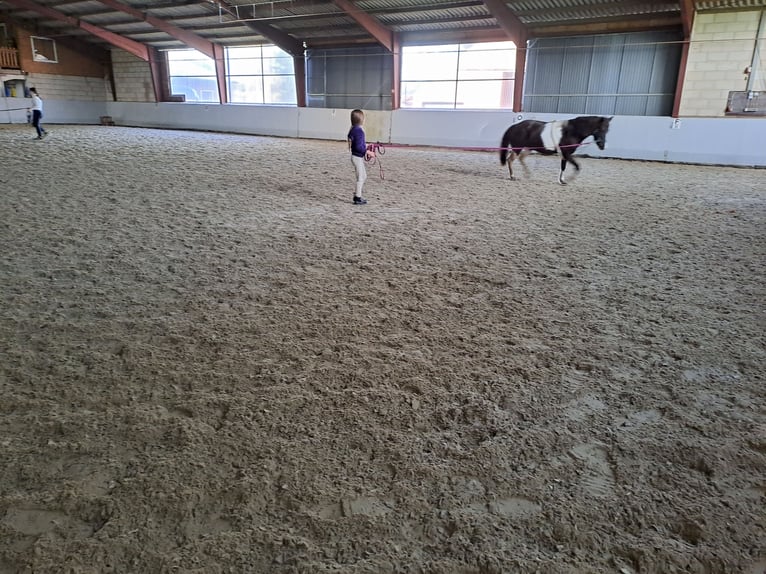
[{"x1": 32, "y1": 110, "x2": 45, "y2": 137}]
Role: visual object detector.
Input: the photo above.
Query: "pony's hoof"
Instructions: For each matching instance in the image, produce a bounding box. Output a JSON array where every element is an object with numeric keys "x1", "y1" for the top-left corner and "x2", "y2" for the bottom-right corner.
[
  {"x1": 559, "y1": 180, "x2": 567, "y2": 186},
  {"x1": 509, "y1": 176, "x2": 517, "y2": 181}
]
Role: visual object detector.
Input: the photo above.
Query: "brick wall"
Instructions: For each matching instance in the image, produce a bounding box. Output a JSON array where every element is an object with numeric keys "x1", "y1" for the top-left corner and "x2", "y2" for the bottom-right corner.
[
  {"x1": 112, "y1": 49, "x2": 156, "y2": 103},
  {"x1": 4, "y1": 25, "x2": 111, "y2": 102},
  {"x1": 15, "y1": 28, "x2": 106, "y2": 78},
  {"x1": 679, "y1": 10, "x2": 765, "y2": 116}
]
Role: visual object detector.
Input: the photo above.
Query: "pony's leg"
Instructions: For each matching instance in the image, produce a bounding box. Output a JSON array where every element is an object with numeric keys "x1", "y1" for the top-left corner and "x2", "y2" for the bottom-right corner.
[
  {"x1": 507, "y1": 151, "x2": 518, "y2": 180},
  {"x1": 517, "y1": 149, "x2": 532, "y2": 177},
  {"x1": 558, "y1": 153, "x2": 581, "y2": 185}
]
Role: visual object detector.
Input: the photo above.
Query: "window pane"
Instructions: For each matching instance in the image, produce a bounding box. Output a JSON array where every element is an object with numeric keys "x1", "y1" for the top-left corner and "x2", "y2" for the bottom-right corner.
[
  {"x1": 228, "y1": 76, "x2": 265, "y2": 104},
  {"x1": 401, "y1": 81, "x2": 456, "y2": 108},
  {"x1": 170, "y1": 76, "x2": 219, "y2": 103},
  {"x1": 401, "y1": 45, "x2": 458, "y2": 81},
  {"x1": 460, "y1": 41, "x2": 514, "y2": 52},
  {"x1": 262, "y1": 45, "x2": 290, "y2": 59},
  {"x1": 228, "y1": 58, "x2": 263, "y2": 75},
  {"x1": 168, "y1": 57, "x2": 216, "y2": 76},
  {"x1": 456, "y1": 79, "x2": 513, "y2": 109},
  {"x1": 400, "y1": 42, "x2": 515, "y2": 108},
  {"x1": 263, "y1": 75, "x2": 297, "y2": 105},
  {"x1": 227, "y1": 46, "x2": 262, "y2": 59},
  {"x1": 263, "y1": 56, "x2": 294, "y2": 75},
  {"x1": 167, "y1": 50, "x2": 204, "y2": 62},
  {"x1": 458, "y1": 49, "x2": 513, "y2": 80}
]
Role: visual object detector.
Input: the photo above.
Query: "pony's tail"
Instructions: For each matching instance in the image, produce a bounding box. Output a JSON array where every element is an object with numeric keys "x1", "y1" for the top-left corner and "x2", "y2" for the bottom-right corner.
[{"x1": 500, "y1": 128, "x2": 512, "y2": 165}]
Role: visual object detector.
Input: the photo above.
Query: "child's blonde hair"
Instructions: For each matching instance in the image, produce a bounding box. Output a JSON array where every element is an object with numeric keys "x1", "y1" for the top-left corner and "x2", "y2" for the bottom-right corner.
[{"x1": 351, "y1": 109, "x2": 364, "y2": 126}]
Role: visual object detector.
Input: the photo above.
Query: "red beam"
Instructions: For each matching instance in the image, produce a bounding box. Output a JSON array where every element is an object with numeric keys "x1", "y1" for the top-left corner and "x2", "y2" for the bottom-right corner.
[
  {"x1": 97, "y1": 0, "x2": 219, "y2": 60},
  {"x1": 213, "y1": 0, "x2": 304, "y2": 57},
  {"x1": 679, "y1": 0, "x2": 695, "y2": 38},
  {"x1": 672, "y1": 39, "x2": 690, "y2": 118},
  {"x1": 673, "y1": 0, "x2": 694, "y2": 117},
  {"x1": 331, "y1": 0, "x2": 394, "y2": 52},
  {"x1": 481, "y1": 0, "x2": 527, "y2": 44},
  {"x1": 2, "y1": 0, "x2": 149, "y2": 61},
  {"x1": 513, "y1": 33, "x2": 527, "y2": 112},
  {"x1": 293, "y1": 56, "x2": 306, "y2": 107},
  {"x1": 213, "y1": 43, "x2": 227, "y2": 104},
  {"x1": 148, "y1": 46, "x2": 166, "y2": 102},
  {"x1": 391, "y1": 34, "x2": 400, "y2": 110},
  {"x1": 99, "y1": 0, "x2": 230, "y2": 102}
]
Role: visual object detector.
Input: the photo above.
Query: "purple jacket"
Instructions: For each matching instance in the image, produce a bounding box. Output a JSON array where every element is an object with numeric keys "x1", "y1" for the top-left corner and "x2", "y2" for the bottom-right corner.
[{"x1": 348, "y1": 125, "x2": 367, "y2": 158}]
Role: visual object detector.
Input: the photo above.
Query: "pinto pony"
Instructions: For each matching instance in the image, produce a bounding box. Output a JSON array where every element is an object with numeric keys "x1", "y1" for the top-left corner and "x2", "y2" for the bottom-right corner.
[{"x1": 499, "y1": 116, "x2": 612, "y2": 185}]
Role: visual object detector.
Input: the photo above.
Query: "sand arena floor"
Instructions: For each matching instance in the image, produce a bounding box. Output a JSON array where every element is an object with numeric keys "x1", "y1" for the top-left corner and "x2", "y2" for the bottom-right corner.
[{"x1": 0, "y1": 124, "x2": 764, "y2": 574}]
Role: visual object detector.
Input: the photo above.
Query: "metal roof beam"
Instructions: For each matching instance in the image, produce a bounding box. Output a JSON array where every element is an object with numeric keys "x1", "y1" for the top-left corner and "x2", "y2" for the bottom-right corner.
[
  {"x1": 1, "y1": 0, "x2": 150, "y2": 60},
  {"x1": 673, "y1": 0, "x2": 695, "y2": 117},
  {"x1": 2, "y1": 12, "x2": 111, "y2": 61},
  {"x1": 185, "y1": 0, "x2": 485, "y2": 24},
  {"x1": 481, "y1": 0, "x2": 526, "y2": 44},
  {"x1": 210, "y1": 0, "x2": 304, "y2": 56},
  {"x1": 331, "y1": 0, "x2": 394, "y2": 52},
  {"x1": 679, "y1": 0, "x2": 695, "y2": 37},
  {"x1": 96, "y1": 0, "x2": 220, "y2": 59},
  {"x1": 205, "y1": 1, "x2": 305, "y2": 105}
]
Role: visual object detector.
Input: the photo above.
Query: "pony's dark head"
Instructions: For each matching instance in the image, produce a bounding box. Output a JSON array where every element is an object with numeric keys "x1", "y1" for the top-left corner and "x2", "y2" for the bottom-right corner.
[
  {"x1": 592, "y1": 116, "x2": 612, "y2": 150},
  {"x1": 566, "y1": 115, "x2": 613, "y2": 150}
]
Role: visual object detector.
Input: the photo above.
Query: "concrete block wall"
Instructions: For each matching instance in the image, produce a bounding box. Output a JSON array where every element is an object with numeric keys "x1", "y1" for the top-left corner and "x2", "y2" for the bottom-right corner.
[
  {"x1": 679, "y1": 10, "x2": 764, "y2": 116},
  {"x1": 25, "y1": 73, "x2": 111, "y2": 101},
  {"x1": 111, "y1": 49, "x2": 156, "y2": 102}
]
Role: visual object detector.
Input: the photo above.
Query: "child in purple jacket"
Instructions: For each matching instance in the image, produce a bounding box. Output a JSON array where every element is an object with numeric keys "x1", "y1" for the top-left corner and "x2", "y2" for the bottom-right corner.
[{"x1": 347, "y1": 109, "x2": 375, "y2": 205}]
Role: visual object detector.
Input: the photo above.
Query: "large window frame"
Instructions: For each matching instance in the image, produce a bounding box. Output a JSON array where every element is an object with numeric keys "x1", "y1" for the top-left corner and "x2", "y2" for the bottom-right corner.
[
  {"x1": 166, "y1": 49, "x2": 219, "y2": 103},
  {"x1": 165, "y1": 46, "x2": 297, "y2": 105},
  {"x1": 225, "y1": 45, "x2": 296, "y2": 106},
  {"x1": 400, "y1": 42, "x2": 516, "y2": 110}
]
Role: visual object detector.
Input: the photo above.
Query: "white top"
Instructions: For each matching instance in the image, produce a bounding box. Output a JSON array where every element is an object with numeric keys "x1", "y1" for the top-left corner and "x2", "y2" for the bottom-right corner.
[{"x1": 30, "y1": 94, "x2": 43, "y2": 112}]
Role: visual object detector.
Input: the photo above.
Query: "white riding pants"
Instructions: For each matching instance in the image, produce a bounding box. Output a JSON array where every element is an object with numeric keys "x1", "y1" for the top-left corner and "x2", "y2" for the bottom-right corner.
[{"x1": 351, "y1": 155, "x2": 367, "y2": 197}]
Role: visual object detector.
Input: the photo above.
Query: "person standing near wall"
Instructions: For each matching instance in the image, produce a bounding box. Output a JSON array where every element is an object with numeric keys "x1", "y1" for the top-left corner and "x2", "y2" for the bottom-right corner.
[
  {"x1": 347, "y1": 109, "x2": 374, "y2": 205},
  {"x1": 28, "y1": 87, "x2": 48, "y2": 140}
]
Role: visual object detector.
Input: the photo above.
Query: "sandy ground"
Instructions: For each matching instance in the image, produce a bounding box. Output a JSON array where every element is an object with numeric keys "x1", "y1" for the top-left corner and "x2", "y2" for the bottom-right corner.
[{"x1": 0, "y1": 124, "x2": 764, "y2": 574}]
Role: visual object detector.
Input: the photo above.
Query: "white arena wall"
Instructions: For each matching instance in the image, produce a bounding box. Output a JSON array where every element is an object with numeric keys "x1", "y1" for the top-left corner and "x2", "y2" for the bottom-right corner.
[{"x1": 3, "y1": 98, "x2": 764, "y2": 167}]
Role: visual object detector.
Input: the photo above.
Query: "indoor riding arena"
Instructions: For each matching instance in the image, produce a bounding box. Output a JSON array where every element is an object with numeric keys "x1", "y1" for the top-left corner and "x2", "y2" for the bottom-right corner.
[{"x1": 1, "y1": 124, "x2": 763, "y2": 573}]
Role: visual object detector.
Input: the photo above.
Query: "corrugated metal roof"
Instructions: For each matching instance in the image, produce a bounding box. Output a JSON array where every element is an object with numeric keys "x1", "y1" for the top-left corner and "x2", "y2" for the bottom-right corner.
[
  {"x1": 379, "y1": 4, "x2": 490, "y2": 25},
  {"x1": 509, "y1": 0, "x2": 681, "y2": 24},
  {"x1": 0, "y1": 0, "x2": 763, "y2": 52},
  {"x1": 695, "y1": 0, "x2": 766, "y2": 8}
]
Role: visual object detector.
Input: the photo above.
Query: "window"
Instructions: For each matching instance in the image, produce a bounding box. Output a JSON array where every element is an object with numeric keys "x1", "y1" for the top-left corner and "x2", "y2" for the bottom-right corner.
[
  {"x1": 31, "y1": 36, "x2": 58, "y2": 64},
  {"x1": 226, "y1": 45, "x2": 296, "y2": 105},
  {"x1": 401, "y1": 42, "x2": 516, "y2": 109},
  {"x1": 166, "y1": 50, "x2": 220, "y2": 103}
]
